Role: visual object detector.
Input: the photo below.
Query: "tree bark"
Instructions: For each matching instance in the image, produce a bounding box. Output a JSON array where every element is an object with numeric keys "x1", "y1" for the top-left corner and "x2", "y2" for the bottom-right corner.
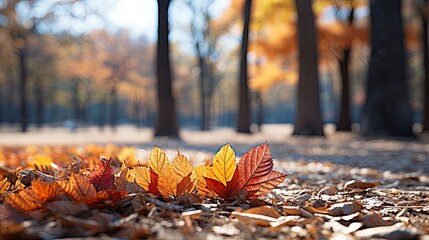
[
  {"x1": 35, "y1": 77, "x2": 44, "y2": 128},
  {"x1": 337, "y1": 8, "x2": 354, "y2": 131},
  {"x1": 293, "y1": 0, "x2": 324, "y2": 136},
  {"x1": 72, "y1": 78, "x2": 81, "y2": 122},
  {"x1": 155, "y1": 0, "x2": 179, "y2": 137},
  {"x1": 422, "y1": 0, "x2": 429, "y2": 131},
  {"x1": 361, "y1": 0, "x2": 414, "y2": 137},
  {"x1": 109, "y1": 85, "x2": 117, "y2": 131},
  {"x1": 237, "y1": 0, "x2": 252, "y2": 133},
  {"x1": 18, "y1": 43, "x2": 28, "y2": 133},
  {"x1": 198, "y1": 56, "x2": 208, "y2": 130}
]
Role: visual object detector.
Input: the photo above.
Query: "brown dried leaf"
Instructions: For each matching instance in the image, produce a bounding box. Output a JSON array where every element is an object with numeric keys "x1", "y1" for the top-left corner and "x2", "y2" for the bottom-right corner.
[
  {"x1": 362, "y1": 213, "x2": 391, "y2": 228},
  {"x1": 344, "y1": 180, "x2": 379, "y2": 190},
  {"x1": 283, "y1": 206, "x2": 315, "y2": 218},
  {"x1": 329, "y1": 201, "x2": 362, "y2": 216},
  {"x1": 317, "y1": 186, "x2": 337, "y2": 196}
]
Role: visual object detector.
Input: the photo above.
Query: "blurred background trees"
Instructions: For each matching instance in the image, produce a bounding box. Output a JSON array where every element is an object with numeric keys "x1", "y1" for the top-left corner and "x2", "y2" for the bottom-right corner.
[{"x1": 0, "y1": 0, "x2": 427, "y2": 138}]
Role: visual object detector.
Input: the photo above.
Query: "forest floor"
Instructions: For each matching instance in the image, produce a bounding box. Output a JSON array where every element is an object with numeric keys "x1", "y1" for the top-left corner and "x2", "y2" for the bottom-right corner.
[{"x1": 0, "y1": 125, "x2": 429, "y2": 239}]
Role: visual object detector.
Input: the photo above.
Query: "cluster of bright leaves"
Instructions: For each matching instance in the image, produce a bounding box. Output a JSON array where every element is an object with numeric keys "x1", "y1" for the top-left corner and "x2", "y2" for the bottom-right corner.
[{"x1": 0, "y1": 143, "x2": 286, "y2": 212}]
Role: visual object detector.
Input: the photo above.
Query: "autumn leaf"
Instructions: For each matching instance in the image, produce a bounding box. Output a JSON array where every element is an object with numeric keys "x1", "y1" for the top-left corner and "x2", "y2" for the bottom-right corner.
[
  {"x1": 206, "y1": 144, "x2": 236, "y2": 186},
  {"x1": 237, "y1": 143, "x2": 287, "y2": 198},
  {"x1": 173, "y1": 153, "x2": 196, "y2": 195},
  {"x1": 27, "y1": 154, "x2": 59, "y2": 176},
  {"x1": 205, "y1": 170, "x2": 241, "y2": 199},
  {"x1": 5, "y1": 180, "x2": 57, "y2": 211},
  {"x1": 57, "y1": 173, "x2": 97, "y2": 201},
  {"x1": 133, "y1": 166, "x2": 151, "y2": 190},
  {"x1": 148, "y1": 147, "x2": 177, "y2": 197},
  {"x1": 195, "y1": 145, "x2": 242, "y2": 199},
  {"x1": 197, "y1": 143, "x2": 286, "y2": 200},
  {"x1": 88, "y1": 157, "x2": 115, "y2": 191},
  {"x1": 5, "y1": 189, "x2": 43, "y2": 211},
  {"x1": 130, "y1": 147, "x2": 196, "y2": 198},
  {"x1": 195, "y1": 165, "x2": 210, "y2": 196},
  {"x1": 0, "y1": 177, "x2": 12, "y2": 194}
]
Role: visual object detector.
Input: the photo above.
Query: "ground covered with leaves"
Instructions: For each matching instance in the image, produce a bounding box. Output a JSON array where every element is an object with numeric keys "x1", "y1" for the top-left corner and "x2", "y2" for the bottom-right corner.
[{"x1": 0, "y1": 139, "x2": 428, "y2": 239}]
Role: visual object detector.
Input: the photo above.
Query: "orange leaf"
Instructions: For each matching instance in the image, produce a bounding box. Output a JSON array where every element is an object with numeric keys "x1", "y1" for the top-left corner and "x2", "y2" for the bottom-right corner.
[
  {"x1": 88, "y1": 157, "x2": 115, "y2": 191},
  {"x1": 148, "y1": 147, "x2": 177, "y2": 197},
  {"x1": 4, "y1": 180, "x2": 56, "y2": 211},
  {"x1": 5, "y1": 189, "x2": 42, "y2": 211},
  {"x1": 237, "y1": 143, "x2": 287, "y2": 198},
  {"x1": 31, "y1": 181, "x2": 57, "y2": 202},
  {"x1": 195, "y1": 165, "x2": 210, "y2": 196},
  {"x1": 206, "y1": 144, "x2": 236, "y2": 186},
  {"x1": 57, "y1": 173, "x2": 97, "y2": 201}
]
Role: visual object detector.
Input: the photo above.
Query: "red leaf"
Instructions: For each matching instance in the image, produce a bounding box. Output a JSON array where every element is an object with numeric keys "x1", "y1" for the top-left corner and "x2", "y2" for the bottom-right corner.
[
  {"x1": 237, "y1": 143, "x2": 287, "y2": 198},
  {"x1": 88, "y1": 157, "x2": 115, "y2": 191},
  {"x1": 206, "y1": 170, "x2": 241, "y2": 199},
  {"x1": 147, "y1": 168, "x2": 161, "y2": 196},
  {"x1": 176, "y1": 172, "x2": 194, "y2": 196}
]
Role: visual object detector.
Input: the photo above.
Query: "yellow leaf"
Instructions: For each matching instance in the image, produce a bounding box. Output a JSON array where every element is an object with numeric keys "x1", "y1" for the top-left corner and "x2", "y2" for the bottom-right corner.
[
  {"x1": 133, "y1": 166, "x2": 151, "y2": 191},
  {"x1": 173, "y1": 152, "x2": 193, "y2": 179},
  {"x1": 206, "y1": 144, "x2": 236, "y2": 186},
  {"x1": 28, "y1": 154, "x2": 58, "y2": 176},
  {"x1": 148, "y1": 147, "x2": 169, "y2": 174},
  {"x1": 194, "y1": 165, "x2": 209, "y2": 196}
]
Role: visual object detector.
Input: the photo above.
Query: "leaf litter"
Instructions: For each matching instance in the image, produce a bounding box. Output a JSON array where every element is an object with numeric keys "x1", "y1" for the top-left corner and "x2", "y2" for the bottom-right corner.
[{"x1": 0, "y1": 143, "x2": 428, "y2": 239}]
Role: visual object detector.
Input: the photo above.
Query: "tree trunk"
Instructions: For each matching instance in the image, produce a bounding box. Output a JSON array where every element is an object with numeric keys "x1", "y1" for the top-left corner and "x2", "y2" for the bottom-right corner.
[
  {"x1": 18, "y1": 43, "x2": 28, "y2": 132},
  {"x1": 293, "y1": 0, "x2": 324, "y2": 136},
  {"x1": 337, "y1": 49, "x2": 351, "y2": 131},
  {"x1": 255, "y1": 90, "x2": 263, "y2": 132},
  {"x1": 35, "y1": 77, "x2": 44, "y2": 128},
  {"x1": 72, "y1": 78, "x2": 81, "y2": 122},
  {"x1": 422, "y1": 0, "x2": 429, "y2": 131},
  {"x1": 361, "y1": 0, "x2": 413, "y2": 137},
  {"x1": 237, "y1": 0, "x2": 252, "y2": 133},
  {"x1": 98, "y1": 93, "x2": 107, "y2": 131},
  {"x1": 337, "y1": 8, "x2": 354, "y2": 131},
  {"x1": 198, "y1": 56, "x2": 208, "y2": 130},
  {"x1": 155, "y1": 0, "x2": 179, "y2": 137},
  {"x1": 109, "y1": 85, "x2": 117, "y2": 131}
]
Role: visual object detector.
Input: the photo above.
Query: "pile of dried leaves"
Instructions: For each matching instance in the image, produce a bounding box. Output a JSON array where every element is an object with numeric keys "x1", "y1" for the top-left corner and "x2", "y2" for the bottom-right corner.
[{"x1": 0, "y1": 143, "x2": 428, "y2": 239}]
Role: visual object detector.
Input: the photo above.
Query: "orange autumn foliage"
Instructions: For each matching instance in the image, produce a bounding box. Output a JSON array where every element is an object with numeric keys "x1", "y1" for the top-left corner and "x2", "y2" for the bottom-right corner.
[
  {"x1": 125, "y1": 147, "x2": 197, "y2": 198},
  {"x1": 1, "y1": 143, "x2": 287, "y2": 214},
  {"x1": 196, "y1": 143, "x2": 287, "y2": 200}
]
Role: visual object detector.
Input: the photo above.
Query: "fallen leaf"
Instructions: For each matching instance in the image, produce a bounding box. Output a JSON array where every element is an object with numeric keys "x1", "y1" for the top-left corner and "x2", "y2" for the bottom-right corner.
[
  {"x1": 237, "y1": 143, "x2": 287, "y2": 199},
  {"x1": 206, "y1": 144, "x2": 236, "y2": 186},
  {"x1": 88, "y1": 157, "x2": 115, "y2": 191},
  {"x1": 344, "y1": 180, "x2": 379, "y2": 190},
  {"x1": 362, "y1": 213, "x2": 391, "y2": 228},
  {"x1": 242, "y1": 205, "x2": 282, "y2": 218},
  {"x1": 57, "y1": 173, "x2": 97, "y2": 201},
  {"x1": 283, "y1": 206, "x2": 314, "y2": 218},
  {"x1": 328, "y1": 201, "x2": 362, "y2": 216},
  {"x1": 317, "y1": 186, "x2": 337, "y2": 196}
]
